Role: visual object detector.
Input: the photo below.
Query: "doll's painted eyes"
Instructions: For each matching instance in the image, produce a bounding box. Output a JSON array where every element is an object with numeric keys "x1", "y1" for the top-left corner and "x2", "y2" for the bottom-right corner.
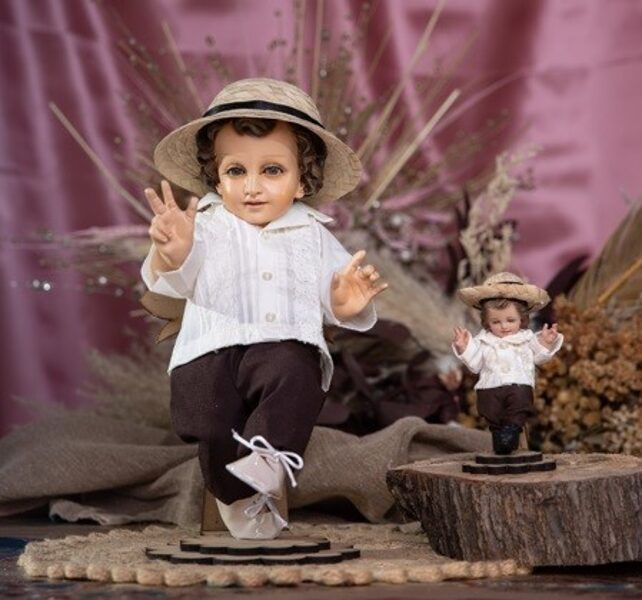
[
  {"x1": 223, "y1": 165, "x2": 284, "y2": 177},
  {"x1": 263, "y1": 165, "x2": 284, "y2": 176},
  {"x1": 225, "y1": 166, "x2": 245, "y2": 177},
  {"x1": 491, "y1": 317, "x2": 517, "y2": 324}
]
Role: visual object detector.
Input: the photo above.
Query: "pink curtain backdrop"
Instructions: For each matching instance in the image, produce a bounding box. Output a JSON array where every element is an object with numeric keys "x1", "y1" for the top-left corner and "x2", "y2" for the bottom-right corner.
[{"x1": 2, "y1": 0, "x2": 641, "y2": 435}]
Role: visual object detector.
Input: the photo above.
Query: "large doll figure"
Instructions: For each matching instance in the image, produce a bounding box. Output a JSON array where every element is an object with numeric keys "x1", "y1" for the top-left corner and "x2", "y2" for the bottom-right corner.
[
  {"x1": 452, "y1": 272, "x2": 563, "y2": 455},
  {"x1": 141, "y1": 79, "x2": 387, "y2": 539}
]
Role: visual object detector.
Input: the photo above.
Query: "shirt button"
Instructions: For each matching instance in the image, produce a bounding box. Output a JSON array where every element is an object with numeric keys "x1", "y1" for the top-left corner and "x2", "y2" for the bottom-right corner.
[
  {"x1": 262, "y1": 271, "x2": 273, "y2": 281},
  {"x1": 499, "y1": 342, "x2": 507, "y2": 349},
  {"x1": 265, "y1": 312, "x2": 276, "y2": 322}
]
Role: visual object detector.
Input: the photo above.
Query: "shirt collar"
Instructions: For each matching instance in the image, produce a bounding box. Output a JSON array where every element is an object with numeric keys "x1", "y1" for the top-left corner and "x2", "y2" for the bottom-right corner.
[
  {"x1": 263, "y1": 201, "x2": 333, "y2": 231},
  {"x1": 197, "y1": 192, "x2": 220, "y2": 211},
  {"x1": 478, "y1": 329, "x2": 533, "y2": 345},
  {"x1": 197, "y1": 193, "x2": 333, "y2": 230}
]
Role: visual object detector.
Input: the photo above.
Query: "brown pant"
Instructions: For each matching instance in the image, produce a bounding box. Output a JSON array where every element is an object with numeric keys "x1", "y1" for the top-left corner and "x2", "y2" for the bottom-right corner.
[
  {"x1": 170, "y1": 341, "x2": 325, "y2": 504},
  {"x1": 476, "y1": 384, "x2": 534, "y2": 432}
]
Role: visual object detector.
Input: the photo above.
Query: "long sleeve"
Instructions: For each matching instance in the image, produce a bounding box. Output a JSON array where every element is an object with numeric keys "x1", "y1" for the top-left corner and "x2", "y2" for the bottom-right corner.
[
  {"x1": 452, "y1": 335, "x2": 484, "y2": 374},
  {"x1": 318, "y1": 225, "x2": 376, "y2": 332},
  {"x1": 530, "y1": 333, "x2": 564, "y2": 365}
]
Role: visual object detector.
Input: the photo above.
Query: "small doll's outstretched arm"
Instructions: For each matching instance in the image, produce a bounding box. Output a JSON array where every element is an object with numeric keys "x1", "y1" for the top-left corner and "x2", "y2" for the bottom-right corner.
[
  {"x1": 532, "y1": 323, "x2": 563, "y2": 364},
  {"x1": 330, "y1": 250, "x2": 388, "y2": 321},
  {"x1": 452, "y1": 326, "x2": 483, "y2": 373},
  {"x1": 537, "y1": 323, "x2": 559, "y2": 349},
  {"x1": 145, "y1": 180, "x2": 199, "y2": 273}
]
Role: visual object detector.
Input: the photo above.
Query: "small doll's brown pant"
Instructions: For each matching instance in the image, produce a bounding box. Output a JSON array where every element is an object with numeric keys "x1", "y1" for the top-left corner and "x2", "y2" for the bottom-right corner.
[
  {"x1": 170, "y1": 340, "x2": 325, "y2": 505},
  {"x1": 475, "y1": 384, "x2": 534, "y2": 432}
]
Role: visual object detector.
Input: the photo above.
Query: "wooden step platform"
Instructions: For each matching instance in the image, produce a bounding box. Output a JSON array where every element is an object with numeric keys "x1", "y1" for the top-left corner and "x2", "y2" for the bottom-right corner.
[
  {"x1": 462, "y1": 451, "x2": 556, "y2": 474},
  {"x1": 146, "y1": 534, "x2": 360, "y2": 566},
  {"x1": 475, "y1": 451, "x2": 544, "y2": 464}
]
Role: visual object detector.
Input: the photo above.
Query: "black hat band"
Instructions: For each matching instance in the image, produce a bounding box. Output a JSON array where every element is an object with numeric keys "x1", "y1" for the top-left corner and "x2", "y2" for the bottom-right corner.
[{"x1": 202, "y1": 100, "x2": 325, "y2": 129}]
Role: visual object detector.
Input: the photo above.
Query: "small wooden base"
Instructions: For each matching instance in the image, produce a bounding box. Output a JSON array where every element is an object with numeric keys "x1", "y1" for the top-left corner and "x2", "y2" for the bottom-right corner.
[
  {"x1": 462, "y1": 461, "x2": 556, "y2": 475},
  {"x1": 201, "y1": 489, "x2": 227, "y2": 533},
  {"x1": 475, "y1": 451, "x2": 543, "y2": 464},
  {"x1": 462, "y1": 451, "x2": 556, "y2": 474},
  {"x1": 146, "y1": 534, "x2": 360, "y2": 566}
]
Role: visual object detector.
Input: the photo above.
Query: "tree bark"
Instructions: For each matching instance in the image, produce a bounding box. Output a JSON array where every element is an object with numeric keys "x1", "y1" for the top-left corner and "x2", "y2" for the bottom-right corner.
[{"x1": 387, "y1": 452, "x2": 642, "y2": 566}]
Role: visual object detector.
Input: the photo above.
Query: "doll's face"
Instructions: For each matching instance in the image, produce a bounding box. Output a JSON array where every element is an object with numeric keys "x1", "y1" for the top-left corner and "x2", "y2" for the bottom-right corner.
[
  {"x1": 485, "y1": 304, "x2": 522, "y2": 337},
  {"x1": 214, "y1": 121, "x2": 305, "y2": 226}
]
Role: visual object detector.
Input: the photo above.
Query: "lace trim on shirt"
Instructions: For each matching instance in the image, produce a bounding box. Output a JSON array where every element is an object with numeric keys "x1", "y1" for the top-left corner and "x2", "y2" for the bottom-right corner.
[{"x1": 286, "y1": 221, "x2": 322, "y2": 323}]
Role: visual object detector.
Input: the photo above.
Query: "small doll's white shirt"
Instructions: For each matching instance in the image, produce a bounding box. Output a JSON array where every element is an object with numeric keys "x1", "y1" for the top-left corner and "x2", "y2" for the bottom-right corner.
[
  {"x1": 141, "y1": 193, "x2": 376, "y2": 391},
  {"x1": 452, "y1": 328, "x2": 563, "y2": 390}
]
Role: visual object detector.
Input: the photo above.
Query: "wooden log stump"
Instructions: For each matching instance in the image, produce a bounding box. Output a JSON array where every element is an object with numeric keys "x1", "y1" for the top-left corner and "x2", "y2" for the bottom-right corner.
[{"x1": 387, "y1": 452, "x2": 642, "y2": 566}]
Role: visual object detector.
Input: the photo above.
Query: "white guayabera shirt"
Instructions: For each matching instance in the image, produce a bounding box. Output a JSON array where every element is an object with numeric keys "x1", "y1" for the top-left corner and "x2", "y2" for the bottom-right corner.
[
  {"x1": 452, "y1": 329, "x2": 563, "y2": 390},
  {"x1": 142, "y1": 193, "x2": 376, "y2": 391}
]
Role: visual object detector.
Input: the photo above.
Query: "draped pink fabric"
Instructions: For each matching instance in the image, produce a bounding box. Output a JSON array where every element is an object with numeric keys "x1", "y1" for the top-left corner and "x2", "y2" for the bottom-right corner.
[{"x1": 2, "y1": 0, "x2": 641, "y2": 435}]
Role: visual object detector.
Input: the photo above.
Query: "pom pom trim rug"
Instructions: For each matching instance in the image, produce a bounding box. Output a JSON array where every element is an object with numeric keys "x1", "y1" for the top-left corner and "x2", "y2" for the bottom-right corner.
[{"x1": 18, "y1": 522, "x2": 530, "y2": 588}]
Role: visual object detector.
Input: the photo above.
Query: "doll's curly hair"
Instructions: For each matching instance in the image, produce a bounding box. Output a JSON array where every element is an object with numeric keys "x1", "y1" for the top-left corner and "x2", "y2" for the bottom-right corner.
[
  {"x1": 195, "y1": 118, "x2": 327, "y2": 199},
  {"x1": 480, "y1": 298, "x2": 530, "y2": 329}
]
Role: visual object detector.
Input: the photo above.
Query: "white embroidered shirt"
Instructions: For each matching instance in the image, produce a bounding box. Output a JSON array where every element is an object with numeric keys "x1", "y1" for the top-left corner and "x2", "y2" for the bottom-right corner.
[
  {"x1": 141, "y1": 193, "x2": 376, "y2": 390},
  {"x1": 452, "y1": 328, "x2": 563, "y2": 389}
]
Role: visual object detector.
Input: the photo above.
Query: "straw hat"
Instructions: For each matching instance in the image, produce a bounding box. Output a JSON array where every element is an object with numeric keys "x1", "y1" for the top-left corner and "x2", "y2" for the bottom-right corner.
[
  {"x1": 458, "y1": 272, "x2": 550, "y2": 311},
  {"x1": 153, "y1": 78, "x2": 362, "y2": 205}
]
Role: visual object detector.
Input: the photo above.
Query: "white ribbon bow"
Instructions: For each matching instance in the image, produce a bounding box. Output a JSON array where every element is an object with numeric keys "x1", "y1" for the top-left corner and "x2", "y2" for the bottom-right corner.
[
  {"x1": 244, "y1": 494, "x2": 288, "y2": 530},
  {"x1": 232, "y1": 430, "x2": 304, "y2": 488}
]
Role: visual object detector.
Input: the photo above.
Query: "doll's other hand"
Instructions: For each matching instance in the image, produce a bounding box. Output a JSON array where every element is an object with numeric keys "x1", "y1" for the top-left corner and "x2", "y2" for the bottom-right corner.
[
  {"x1": 537, "y1": 323, "x2": 559, "y2": 349},
  {"x1": 145, "y1": 180, "x2": 198, "y2": 272},
  {"x1": 330, "y1": 250, "x2": 388, "y2": 321},
  {"x1": 452, "y1": 326, "x2": 470, "y2": 354}
]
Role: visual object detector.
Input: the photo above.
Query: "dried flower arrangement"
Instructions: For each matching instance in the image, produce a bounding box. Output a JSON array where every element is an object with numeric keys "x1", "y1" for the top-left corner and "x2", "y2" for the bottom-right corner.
[
  {"x1": 533, "y1": 198, "x2": 642, "y2": 455},
  {"x1": 42, "y1": 0, "x2": 518, "y2": 293},
  {"x1": 532, "y1": 296, "x2": 641, "y2": 455},
  {"x1": 80, "y1": 341, "x2": 173, "y2": 430}
]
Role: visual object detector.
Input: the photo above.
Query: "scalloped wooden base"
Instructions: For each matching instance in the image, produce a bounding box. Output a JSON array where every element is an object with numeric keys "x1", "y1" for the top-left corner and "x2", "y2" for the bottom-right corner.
[
  {"x1": 146, "y1": 534, "x2": 360, "y2": 566},
  {"x1": 462, "y1": 451, "x2": 557, "y2": 474}
]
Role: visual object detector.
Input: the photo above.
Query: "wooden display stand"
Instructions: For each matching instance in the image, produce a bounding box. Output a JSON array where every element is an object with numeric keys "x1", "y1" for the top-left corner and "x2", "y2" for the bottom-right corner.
[
  {"x1": 146, "y1": 535, "x2": 359, "y2": 566},
  {"x1": 193, "y1": 489, "x2": 360, "y2": 565},
  {"x1": 462, "y1": 451, "x2": 556, "y2": 474},
  {"x1": 387, "y1": 452, "x2": 642, "y2": 566},
  {"x1": 201, "y1": 489, "x2": 227, "y2": 533}
]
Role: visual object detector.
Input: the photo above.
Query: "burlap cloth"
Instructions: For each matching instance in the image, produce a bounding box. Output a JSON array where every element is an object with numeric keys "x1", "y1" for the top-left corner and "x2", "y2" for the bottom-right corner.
[{"x1": 0, "y1": 413, "x2": 489, "y2": 526}]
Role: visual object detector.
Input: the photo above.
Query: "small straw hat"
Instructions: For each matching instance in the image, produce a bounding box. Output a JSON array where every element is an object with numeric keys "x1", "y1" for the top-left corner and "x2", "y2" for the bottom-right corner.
[
  {"x1": 154, "y1": 78, "x2": 362, "y2": 205},
  {"x1": 458, "y1": 272, "x2": 550, "y2": 311}
]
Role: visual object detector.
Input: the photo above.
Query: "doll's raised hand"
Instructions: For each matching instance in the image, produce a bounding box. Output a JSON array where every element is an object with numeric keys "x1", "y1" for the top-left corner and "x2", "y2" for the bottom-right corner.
[
  {"x1": 452, "y1": 326, "x2": 471, "y2": 354},
  {"x1": 537, "y1": 323, "x2": 559, "y2": 349},
  {"x1": 145, "y1": 180, "x2": 199, "y2": 272},
  {"x1": 330, "y1": 250, "x2": 388, "y2": 321}
]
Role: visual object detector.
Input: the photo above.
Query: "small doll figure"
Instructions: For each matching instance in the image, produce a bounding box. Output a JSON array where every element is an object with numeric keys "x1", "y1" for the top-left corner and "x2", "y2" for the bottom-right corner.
[
  {"x1": 141, "y1": 79, "x2": 387, "y2": 539},
  {"x1": 452, "y1": 272, "x2": 563, "y2": 455}
]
